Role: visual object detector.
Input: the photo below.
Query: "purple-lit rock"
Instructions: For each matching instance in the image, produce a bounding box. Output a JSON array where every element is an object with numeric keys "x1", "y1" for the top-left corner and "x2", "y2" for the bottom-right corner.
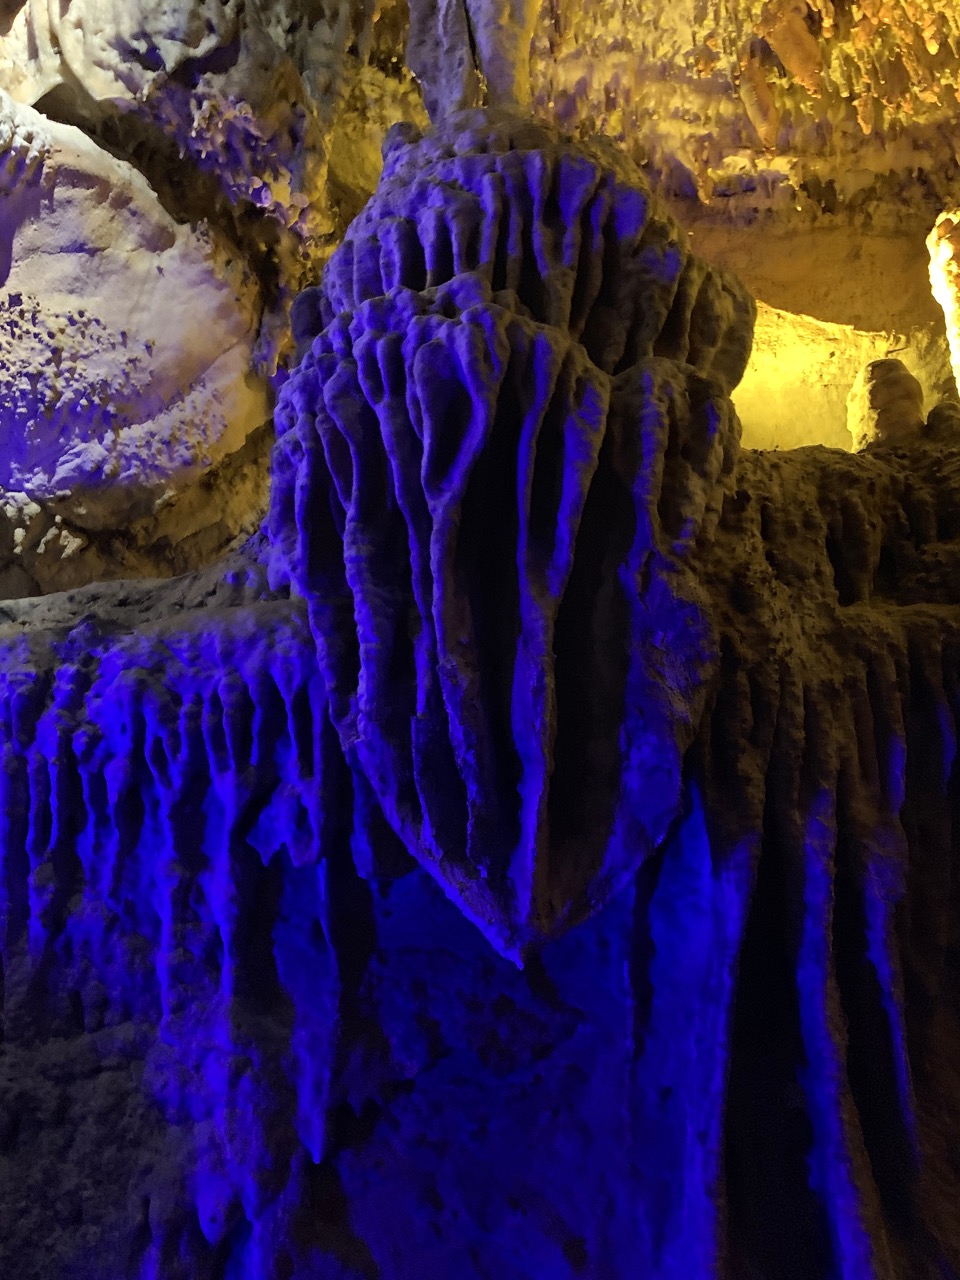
[
  {"x1": 2, "y1": 109, "x2": 960, "y2": 1280},
  {"x1": 0, "y1": 90, "x2": 272, "y2": 594},
  {"x1": 272, "y1": 112, "x2": 749, "y2": 956}
]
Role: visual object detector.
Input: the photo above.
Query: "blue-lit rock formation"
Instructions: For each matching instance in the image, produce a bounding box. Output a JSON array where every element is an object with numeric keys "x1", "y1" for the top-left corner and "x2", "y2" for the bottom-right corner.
[
  {"x1": 273, "y1": 112, "x2": 752, "y2": 959},
  {"x1": 2, "y1": 110, "x2": 960, "y2": 1280}
]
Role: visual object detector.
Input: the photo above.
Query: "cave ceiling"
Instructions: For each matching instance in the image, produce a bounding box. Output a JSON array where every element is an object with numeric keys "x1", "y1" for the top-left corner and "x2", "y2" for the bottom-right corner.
[{"x1": 0, "y1": 0, "x2": 959, "y2": 592}]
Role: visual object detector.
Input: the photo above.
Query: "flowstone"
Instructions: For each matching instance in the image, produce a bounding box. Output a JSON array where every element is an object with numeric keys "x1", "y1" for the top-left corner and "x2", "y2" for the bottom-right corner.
[
  {"x1": 2, "y1": 110, "x2": 960, "y2": 1279},
  {"x1": 275, "y1": 111, "x2": 754, "y2": 956}
]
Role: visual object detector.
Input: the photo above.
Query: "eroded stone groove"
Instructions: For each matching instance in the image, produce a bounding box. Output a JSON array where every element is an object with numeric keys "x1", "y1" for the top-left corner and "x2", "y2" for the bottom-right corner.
[{"x1": 2, "y1": 110, "x2": 960, "y2": 1278}]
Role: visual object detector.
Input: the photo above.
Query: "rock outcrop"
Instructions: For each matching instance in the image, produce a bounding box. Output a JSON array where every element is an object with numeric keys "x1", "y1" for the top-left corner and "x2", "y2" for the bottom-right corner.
[
  {"x1": 0, "y1": 91, "x2": 272, "y2": 594},
  {"x1": 846, "y1": 358, "x2": 926, "y2": 451}
]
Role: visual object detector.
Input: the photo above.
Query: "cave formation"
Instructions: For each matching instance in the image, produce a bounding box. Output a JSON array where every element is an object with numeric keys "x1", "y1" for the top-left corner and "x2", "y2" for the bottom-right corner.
[{"x1": 3, "y1": 2, "x2": 960, "y2": 1278}]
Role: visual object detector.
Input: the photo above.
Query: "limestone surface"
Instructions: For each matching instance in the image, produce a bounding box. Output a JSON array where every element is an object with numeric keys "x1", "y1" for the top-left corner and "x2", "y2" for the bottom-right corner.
[
  {"x1": 0, "y1": 1, "x2": 329, "y2": 227},
  {"x1": 530, "y1": 0, "x2": 960, "y2": 212},
  {"x1": 0, "y1": 92, "x2": 271, "y2": 592},
  {"x1": 846, "y1": 357, "x2": 926, "y2": 451},
  {"x1": 0, "y1": 0, "x2": 402, "y2": 306}
]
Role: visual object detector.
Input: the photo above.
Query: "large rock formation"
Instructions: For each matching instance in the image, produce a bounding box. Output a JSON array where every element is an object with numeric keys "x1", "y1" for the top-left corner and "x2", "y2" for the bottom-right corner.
[
  {"x1": 2, "y1": 111, "x2": 960, "y2": 1280},
  {"x1": 0, "y1": 90, "x2": 272, "y2": 595},
  {"x1": 275, "y1": 110, "x2": 754, "y2": 955},
  {"x1": 846, "y1": 357, "x2": 926, "y2": 451},
  {"x1": 0, "y1": 0, "x2": 423, "y2": 343}
]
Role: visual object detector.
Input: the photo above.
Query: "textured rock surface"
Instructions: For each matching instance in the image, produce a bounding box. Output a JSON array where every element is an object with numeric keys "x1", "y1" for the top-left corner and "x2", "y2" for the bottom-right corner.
[
  {"x1": 846, "y1": 358, "x2": 926, "y2": 451},
  {"x1": 0, "y1": 0, "x2": 429, "y2": 585},
  {"x1": 0, "y1": 0, "x2": 333, "y2": 236},
  {"x1": 0, "y1": 548, "x2": 344, "y2": 1279},
  {"x1": 529, "y1": 0, "x2": 960, "y2": 212},
  {"x1": 2, "y1": 112, "x2": 960, "y2": 1279},
  {"x1": 275, "y1": 110, "x2": 752, "y2": 953},
  {"x1": 289, "y1": 112, "x2": 755, "y2": 393},
  {"x1": 8, "y1": 0, "x2": 960, "y2": 218},
  {"x1": 0, "y1": 91, "x2": 272, "y2": 593},
  {"x1": 4, "y1": 0, "x2": 960, "y2": 510},
  {"x1": 0, "y1": 0, "x2": 423, "y2": 342},
  {"x1": 927, "y1": 398, "x2": 960, "y2": 441}
]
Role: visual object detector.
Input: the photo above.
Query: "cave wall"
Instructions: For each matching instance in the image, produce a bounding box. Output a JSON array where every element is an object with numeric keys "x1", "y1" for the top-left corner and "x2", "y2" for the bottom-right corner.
[
  {"x1": 1, "y1": 0, "x2": 960, "y2": 558},
  {"x1": 2, "y1": 5, "x2": 960, "y2": 1280}
]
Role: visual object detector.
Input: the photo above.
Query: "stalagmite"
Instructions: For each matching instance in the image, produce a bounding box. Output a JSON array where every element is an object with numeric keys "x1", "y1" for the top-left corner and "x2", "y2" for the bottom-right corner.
[
  {"x1": 846, "y1": 357, "x2": 926, "y2": 451},
  {"x1": 926, "y1": 398, "x2": 960, "y2": 439}
]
